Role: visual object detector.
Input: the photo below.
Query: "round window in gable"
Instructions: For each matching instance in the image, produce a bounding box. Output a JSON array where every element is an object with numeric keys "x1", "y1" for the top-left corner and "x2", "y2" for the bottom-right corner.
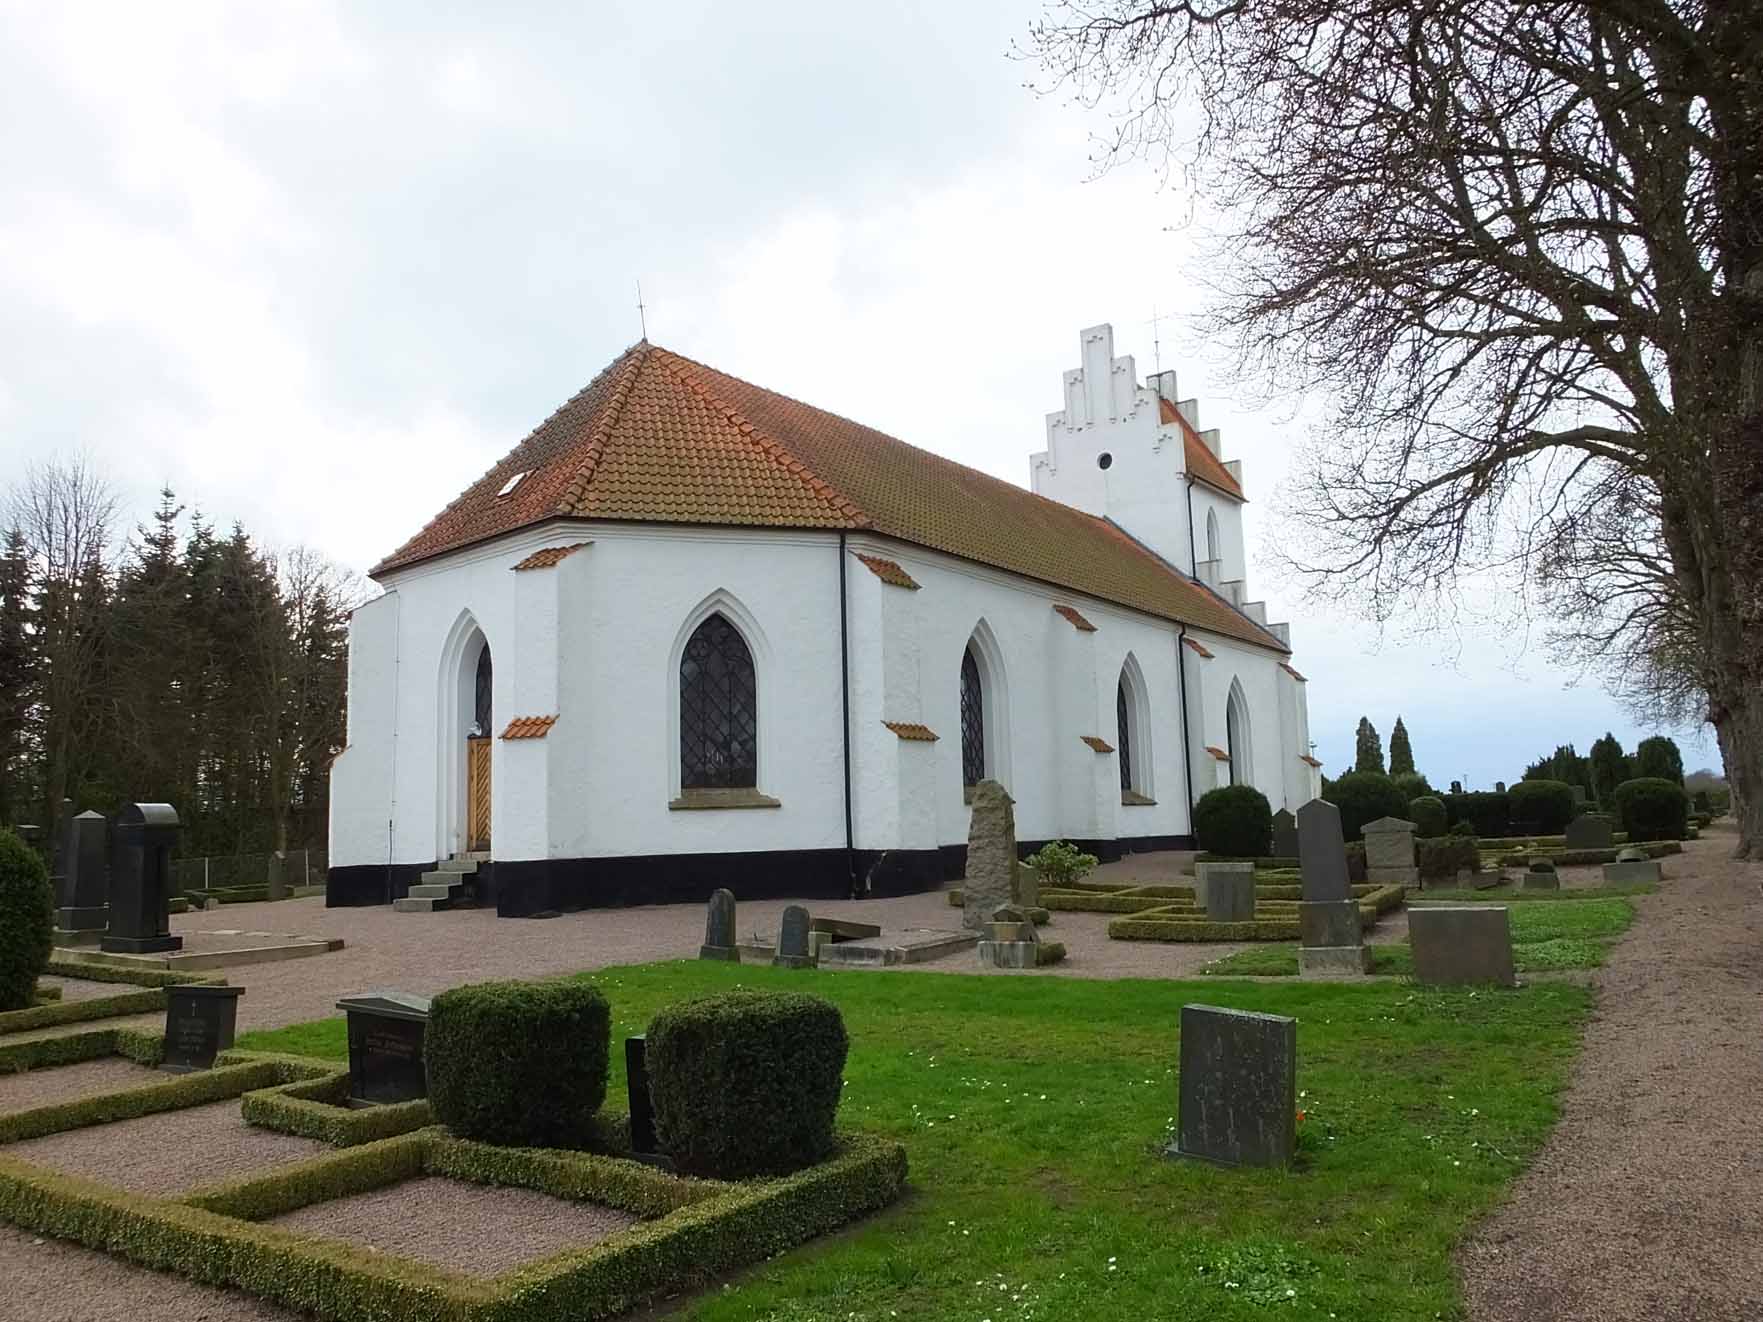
[{"x1": 1097, "y1": 452, "x2": 1114, "y2": 470}]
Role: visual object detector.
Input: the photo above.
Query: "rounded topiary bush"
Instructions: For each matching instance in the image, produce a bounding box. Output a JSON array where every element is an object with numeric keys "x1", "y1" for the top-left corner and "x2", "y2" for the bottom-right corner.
[
  {"x1": 1408, "y1": 794, "x2": 1448, "y2": 839},
  {"x1": 0, "y1": 829, "x2": 53, "y2": 1012},
  {"x1": 1391, "y1": 772, "x2": 1433, "y2": 802},
  {"x1": 1192, "y1": 784, "x2": 1273, "y2": 858},
  {"x1": 1323, "y1": 772, "x2": 1409, "y2": 842},
  {"x1": 1509, "y1": 779, "x2": 1577, "y2": 834},
  {"x1": 1613, "y1": 777, "x2": 1689, "y2": 843},
  {"x1": 426, "y1": 979, "x2": 611, "y2": 1148},
  {"x1": 647, "y1": 989, "x2": 847, "y2": 1179}
]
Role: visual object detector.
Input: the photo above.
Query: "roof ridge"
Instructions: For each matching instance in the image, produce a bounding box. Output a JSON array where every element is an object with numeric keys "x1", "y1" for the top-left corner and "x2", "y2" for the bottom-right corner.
[
  {"x1": 553, "y1": 341, "x2": 652, "y2": 516},
  {"x1": 652, "y1": 348, "x2": 870, "y2": 526}
]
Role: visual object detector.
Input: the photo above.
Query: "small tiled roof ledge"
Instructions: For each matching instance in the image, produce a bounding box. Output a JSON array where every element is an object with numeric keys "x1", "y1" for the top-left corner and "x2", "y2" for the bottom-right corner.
[
  {"x1": 1183, "y1": 637, "x2": 1215, "y2": 659},
  {"x1": 512, "y1": 543, "x2": 589, "y2": 571},
  {"x1": 856, "y1": 554, "x2": 922, "y2": 590},
  {"x1": 1053, "y1": 603, "x2": 1098, "y2": 633},
  {"x1": 1299, "y1": 754, "x2": 1323, "y2": 768},
  {"x1": 883, "y1": 720, "x2": 939, "y2": 741},
  {"x1": 501, "y1": 715, "x2": 559, "y2": 739},
  {"x1": 1205, "y1": 745, "x2": 1231, "y2": 761},
  {"x1": 1080, "y1": 735, "x2": 1115, "y2": 754}
]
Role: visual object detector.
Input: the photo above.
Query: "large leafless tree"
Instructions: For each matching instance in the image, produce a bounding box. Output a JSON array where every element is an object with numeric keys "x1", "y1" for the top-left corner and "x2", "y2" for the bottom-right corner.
[{"x1": 1027, "y1": 0, "x2": 1763, "y2": 854}]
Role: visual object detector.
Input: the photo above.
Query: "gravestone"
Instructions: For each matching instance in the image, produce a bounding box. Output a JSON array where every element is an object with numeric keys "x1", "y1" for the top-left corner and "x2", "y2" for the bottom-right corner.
[
  {"x1": 266, "y1": 852, "x2": 288, "y2": 901},
  {"x1": 1408, "y1": 907, "x2": 1516, "y2": 987},
  {"x1": 160, "y1": 984, "x2": 245, "y2": 1073},
  {"x1": 1603, "y1": 855, "x2": 1662, "y2": 884},
  {"x1": 1296, "y1": 799, "x2": 1370, "y2": 974},
  {"x1": 1195, "y1": 861, "x2": 1255, "y2": 923},
  {"x1": 700, "y1": 888, "x2": 738, "y2": 961},
  {"x1": 772, "y1": 904, "x2": 814, "y2": 968},
  {"x1": 337, "y1": 991, "x2": 431, "y2": 1104},
  {"x1": 53, "y1": 810, "x2": 109, "y2": 946},
  {"x1": 1521, "y1": 858, "x2": 1560, "y2": 892},
  {"x1": 624, "y1": 1036, "x2": 666, "y2": 1165},
  {"x1": 978, "y1": 903, "x2": 1041, "y2": 968},
  {"x1": 1570, "y1": 784, "x2": 1588, "y2": 807},
  {"x1": 1362, "y1": 816, "x2": 1419, "y2": 886},
  {"x1": 1169, "y1": 1004, "x2": 1297, "y2": 1168},
  {"x1": 1270, "y1": 808, "x2": 1300, "y2": 859},
  {"x1": 962, "y1": 779, "x2": 1018, "y2": 933},
  {"x1": 101, "y1": 802, "x2": 183, "y2": 955},
  {"x1": 1564, "y1": 815, "x2": 1614, "y2": 851}
]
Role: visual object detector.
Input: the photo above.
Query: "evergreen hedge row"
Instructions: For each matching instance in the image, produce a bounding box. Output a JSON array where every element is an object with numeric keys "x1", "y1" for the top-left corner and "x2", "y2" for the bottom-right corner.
[
  {"x1": 0, "y1": 1025, "x2": 164, "y2": 1075},
  {"x1": 238, "y1": 1070, "x2": 434, "y2": 1148},
  {"x1": 0, "y1": 1059, "x2": 281, "y2": 1143}
]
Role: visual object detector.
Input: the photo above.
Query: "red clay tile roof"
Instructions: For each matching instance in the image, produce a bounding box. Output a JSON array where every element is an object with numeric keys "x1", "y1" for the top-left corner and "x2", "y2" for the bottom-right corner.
[
  {"x1": 500, "y1": 715, "x2": 558, "y2": 740},
  {"x1": 1299, "y1": 754, "x2": 1323, "y2": 768},
  {"x1": 1080, "y1": 735, "x2": 1115, "y2": 754},
  {"x1": 1184, "y1": 637, "x2": 1215, "y2": 658},
  {"x1": 511, "y1": 543, "x2": 588, "y2": 571},
  {"x1": 1281, "y1": 662, "x2": 1307, "y2": 681},
  {"x1": 1205, "y1": 745, "x2": 1231, "y2": 761},
  {"x1": 1159, "y1": 397, "x2": 1244, "y2": 500},
  {"x1": 375, "y1": 342, "x2": 1286, "y2": 652},
  {"x1": 883, "y1": 720, "x2": 939, "y2": 741},
  {"x1": 1053, "y1": 604, "x2": 1098, "y2": 633},
  {"x1": 855, "y1": 554, "x2": 920, "y2": 589}
]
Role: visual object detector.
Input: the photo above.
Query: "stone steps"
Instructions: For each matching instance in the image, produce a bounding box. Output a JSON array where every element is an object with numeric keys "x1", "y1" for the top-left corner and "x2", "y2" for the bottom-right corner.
[
  {"x1": 436, "y1": 858, "x2": 480, "y2": 875},
  {"x1": 393, "y1": 895, "x2": 450, "y2": 913},
  {"x1": 407, "y1": 882, "x2": 458, "y2": 900}
]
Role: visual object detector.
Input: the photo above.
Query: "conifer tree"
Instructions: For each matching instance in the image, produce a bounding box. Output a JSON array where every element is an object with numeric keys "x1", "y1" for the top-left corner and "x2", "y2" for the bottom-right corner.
[
  {"x1": 1353, "y1": 717, "x2": 1385, "y2": 775},
  {"x1": 1388, "y1": 716, "x2": 1414, "y2": 777}
]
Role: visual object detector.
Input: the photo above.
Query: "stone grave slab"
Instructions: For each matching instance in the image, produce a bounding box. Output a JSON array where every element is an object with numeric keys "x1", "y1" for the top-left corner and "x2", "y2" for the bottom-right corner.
[
  {"x1": 1521, "y1": 859, "x2": 1561, "y2": 892},
  {"x1": 1169, "y1": 1004, "x2": 1296, "y2": 1168},
  {"x1": 809, "y1": 916, "x2": 883, "y2": 943},
  {"x1": 52, "y1": 809, "x2": 108, "y2": 946},
  {"x1": 1409, "y1": 906, "x2": 1516, "y2": 986},
  {"x1": 160, "y1": 984, "x2": 245, "y2": 1073},
  {"x1": 815, "y1": 928, "x2": 977, "y2": 967},
  {"x1": 1603, "y1": 858, "x2": 1662, "y2": 884},
  {"x1": 338, "y1": 991, "x2": 431, "y2": 1105},
  {"x1": 1196, "y1": 861, "x2": 1255, "y2": 922}
]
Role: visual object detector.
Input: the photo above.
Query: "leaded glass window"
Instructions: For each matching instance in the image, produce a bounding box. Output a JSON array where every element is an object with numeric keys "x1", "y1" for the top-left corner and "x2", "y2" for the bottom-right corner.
[
  {"x1": 960, "y1": 648, "x2": 985, "y2": 786},
  {"x1": 680, "y1": 613, "x2": 758, "y2": 789},
  {"x1": 1117, "y1": 677, "x2": 1133, "y2": 792}
]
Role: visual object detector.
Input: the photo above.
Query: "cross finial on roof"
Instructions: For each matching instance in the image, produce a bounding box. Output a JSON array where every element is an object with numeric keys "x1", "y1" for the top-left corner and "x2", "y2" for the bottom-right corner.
[
  {"x1": 1145, "y1": 305, "x2": 1176, "y2": 375},
  {"x1": 636, "y1": 280, "x2": 648, "y2": 340}
]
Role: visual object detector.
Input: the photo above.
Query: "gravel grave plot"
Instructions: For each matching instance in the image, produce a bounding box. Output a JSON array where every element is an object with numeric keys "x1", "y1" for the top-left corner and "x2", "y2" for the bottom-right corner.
[
  {"x1": 35, "y1": 974, "x2": 137, "y2": 1004},
  {"x1": 269, "y1": 1176, "x2": 641, "y2": 1276},
  {"x1": 7, "y1": 1099, "x2": 327, "y2": 1196},
  {"x1": 1459, "y1": 825, "x2": 1763, "y2": 1322},
  {"x1": 0, "y1": 1056, "x2": 166, "y2": 1114}
]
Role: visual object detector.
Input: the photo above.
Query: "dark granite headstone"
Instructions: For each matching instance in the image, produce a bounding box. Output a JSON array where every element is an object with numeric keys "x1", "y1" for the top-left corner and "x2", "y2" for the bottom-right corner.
[
  {"x1": 1270, "y1": 808, "x2": 1299, "y2": 860},
  {"x1": 700, "y1": 888, "x2": 738, "y2": 961},
  {"x1": 1563, "y1": 815, "x2": 1614, "y2": 851},
  {"x1": 625, "y1": 1035, "x2": 662, "y2": 1161},
  {"x1": 1409, "y1": 907, "x2": 1516, "y2": 987},
  {"x1": 1170, "y1": 1004, "x2": 1296, "y2": 1168},
  {"x1": 101, "y1": 802, "x2": 183, "y2": 955},
  {"x1": 773, "y1": 904, "x2": 813, "y2": 968},
  {"x1": 1297, "y1": 799, "x2": 1350, "y2": 901},
  {"x1": 337, "y1": 991, "x2": 431, "y2": 1104},
  {"x1": 160, "y1": 984, "x2": 245, "y2": 1073},
  {"x1": 54, "y1": 810, "x2": 109, "y2": 941}
]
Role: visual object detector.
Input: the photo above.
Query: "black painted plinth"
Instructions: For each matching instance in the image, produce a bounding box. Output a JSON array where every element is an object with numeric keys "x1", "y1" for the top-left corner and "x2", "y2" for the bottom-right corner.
[
  {"x1": 337, "y1": 991, "x2": 431, "y2": 1105},
  {"x1": 160, "y1": 984, "x2": 245, "y2": 1073},
  {"x1": 100, "y1": 933, "x2": 184, "y2": 954},
  {"x1": 1171, "y1": 1004, "x2": 1297, "y2": 1169}
]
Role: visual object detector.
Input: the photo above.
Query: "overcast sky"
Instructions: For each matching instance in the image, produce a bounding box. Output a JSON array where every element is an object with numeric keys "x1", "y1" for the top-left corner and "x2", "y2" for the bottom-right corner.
[{"x1": 0, "y1": 0, "x2": 1715, "y2": 784}]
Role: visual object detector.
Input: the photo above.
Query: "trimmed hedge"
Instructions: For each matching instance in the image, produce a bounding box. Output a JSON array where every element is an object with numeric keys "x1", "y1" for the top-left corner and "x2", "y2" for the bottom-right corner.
[
  {"x1": 44, "y1": 958, "x2": 227, "y2": 988},
  {"x1": 1613, "y1": 777, "x2": 1690, "y2": 842},
  {"x1": 426, "y1": 979, "x2": 611, "y2": 1149},
  {"x1": 1444, "y1": 791, "x2": 1511, "y2": 838},
  {"x1": 648, "y1": 989, "x2": 848, "y2": 1179},
  {"x1": 0, "y1": 986, "x2": 169, "y2": 1035},
  {"x1": 1495, "y1": 841, "x2": 1682, "y2": 867},
  {"x1": 182, "y1": 1130, "x2": 431, "y2": 1222},
  {"x1": 0, "y1": 1025, "x2": 164, "y2": 1075},
  {"x1": 0, "y1": 829, "x2": 53, "y2": 1012},
  {"x1": 1509, "y1": 779, "x2": 1577, "y2": 834},
  {"x1": 1192, "y1": 785, "x2": 1273, "y2": 858},
  {"x1": 1416, "y1": 835, "x2": 1480, "y2": 882},
  {"x1": 239, "y1": 1071, "x2": 434, "y2": 1148},
  {"x1": 1408, "y1": 795, "x2": 1447, "y2": 839},
  {"x1": 1190, "y1": 855, "x2": 1301, "y2": 870},
  {"x1": 1324, "y1": 772, "x2": 1409, "y2": 842},
  {"x1": 0, "y1": 1059, "x2": 281, "y2": 1144}
]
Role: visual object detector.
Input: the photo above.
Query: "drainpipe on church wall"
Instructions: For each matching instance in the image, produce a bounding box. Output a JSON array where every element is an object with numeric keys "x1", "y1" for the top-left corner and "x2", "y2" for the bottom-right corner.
[
  {"x1": 838, "y1": 532, "x2": 857, "y2": 896},
  {"x1": 1177, "y1": 624, "x2": 1196, "y2": 836}
]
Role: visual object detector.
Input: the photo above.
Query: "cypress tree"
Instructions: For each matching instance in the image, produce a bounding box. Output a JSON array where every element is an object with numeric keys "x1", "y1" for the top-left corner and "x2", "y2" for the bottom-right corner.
[
  {"x1": 1353, "y1": 717, "x2": 1385, "y2": 775},
  {"x1": 1389, "y1": 716, "x2": 1414, "y2": 776}
]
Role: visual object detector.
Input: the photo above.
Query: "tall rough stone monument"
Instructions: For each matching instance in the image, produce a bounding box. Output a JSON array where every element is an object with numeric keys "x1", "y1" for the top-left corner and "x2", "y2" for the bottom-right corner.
[
  {"x1": 53, "y1": 810, "x2": 109, "y2": 947},
  {"x1": 700, "y1": 888, "x2": 738, "y2": 961},
  {"x1": 1296, "y1": 799, "x2": 1370, "y2": 974},
  {"x1": 962, "y1": 779, "x2": 1018, "y2": 933},
  {"x1": 1362, "y1": 816, "x2": 1419, "y2": 887}
]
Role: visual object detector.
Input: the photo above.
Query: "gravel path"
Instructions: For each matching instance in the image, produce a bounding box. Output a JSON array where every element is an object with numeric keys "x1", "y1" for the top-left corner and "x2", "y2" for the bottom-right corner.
[
  {"x1": 0, "y1": 1057, "x2": 165, "y2": 1113},
  {"x1": 8, "y1": 1099, "x2": 326, "y2": 1196},
  {"x1": 270, "y1": 1176, "x2": 639, "y2": 1276},
  {"x1": 1460, "y1": 824, "x2": 1763, "y2": 1321}
]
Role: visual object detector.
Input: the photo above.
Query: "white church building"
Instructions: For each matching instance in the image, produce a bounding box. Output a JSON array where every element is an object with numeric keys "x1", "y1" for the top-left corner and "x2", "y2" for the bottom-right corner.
[{"x1": 327, "y1": 324, "x2": 1321, "y2": 915}]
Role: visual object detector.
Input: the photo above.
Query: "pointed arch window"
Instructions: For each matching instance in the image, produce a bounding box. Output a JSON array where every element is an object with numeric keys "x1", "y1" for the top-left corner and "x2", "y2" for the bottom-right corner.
[
  {"x1": 1206, "y1": 508, "x2": 1221, "y2": 564},
  {"x1": 1226, "y1": 682, "x2": 1251, "y2": 787},
  {"x1": 960, "y1": 647, "x2": 986, "y2": 786},
  {"x1": 1116, "y1": 677, "x2": 1134, "y2": 793},
  {"x1": 680, "y1": 613, "x2": 758, "y2": 789}
]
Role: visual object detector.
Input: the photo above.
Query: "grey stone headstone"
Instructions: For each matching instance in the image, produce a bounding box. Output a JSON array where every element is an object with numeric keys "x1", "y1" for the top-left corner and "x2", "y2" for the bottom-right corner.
[
  {"x1": 54, "y1": 810, "x2": 110, "y2": 938},
  {"x1": 773, "y1": 904, "x2": 813, "y2": 968},
  {"x1": 1615, "y1": 846, "x2": 1647, "y2": 863},
  {"x1": 1409, "y1": 906, "x2": 1516, "y2": 986},
  {"x1": 1270, "y1": 808, "x2": 1299, "y2": 859},
  {"x1": 1563, "y1": 815, "x2": 1614, "y2": 851},
  {"x1": 266, "y1": 852, "x2": 288, "y2": 901},
  {"x1": 962, "y1": 779, "x2": 1018, "y2": 933},
  {"x1": 700, "y1": 888, "x2": 738, "y2": 960},
  {"x1": 101, "y1": 802, "x2": 183, "y2": 955},
  {"x1": 1299, "y1": 898, "x2": 1362, "y2": 949},
  {"x1": 1363, "y1": 817, "x2": 1417, "y2": 869},
  {"x1": 1297, "y1": 799, "x2": 1350, "y2": 902},
  {"x1": 1171, "y1": 1004, "x2": 1296, "y2": 1168},
  {"x1": 1196, "y1": 861, "x2": 1256, "y2": 922},
  {"x1": 1602, "y1": 859, "x2": 1662, "y2": 884},
  {"x1": 1521, "y1": 860, "x2": 1560, "y2": 892}
]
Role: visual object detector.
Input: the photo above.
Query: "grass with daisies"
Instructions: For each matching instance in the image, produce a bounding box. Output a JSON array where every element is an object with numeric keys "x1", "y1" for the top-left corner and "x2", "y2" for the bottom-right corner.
[{"x1": 241, "y1": 958, "x2": 1591, "y2": 1321}]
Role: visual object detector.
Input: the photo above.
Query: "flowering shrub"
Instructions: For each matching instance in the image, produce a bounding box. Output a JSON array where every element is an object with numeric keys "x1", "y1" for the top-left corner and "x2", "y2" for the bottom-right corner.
[{"x1": 1023, "y1": 840, "x2": 1098, "y2": 888}]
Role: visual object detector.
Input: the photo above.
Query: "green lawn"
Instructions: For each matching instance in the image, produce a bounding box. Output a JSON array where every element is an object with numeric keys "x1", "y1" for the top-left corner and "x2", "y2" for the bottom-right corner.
[
  {"x1": 1203, "y1": 898, "x2": 1634, "y2": 978},
  {"x1": 240, "y1": 960, "x2": 1590, "y2": 1321}
]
